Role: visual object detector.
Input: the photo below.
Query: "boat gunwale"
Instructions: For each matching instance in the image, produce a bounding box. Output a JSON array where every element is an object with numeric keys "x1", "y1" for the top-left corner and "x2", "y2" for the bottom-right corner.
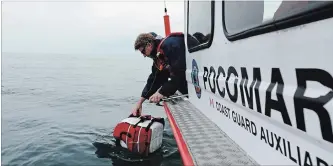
[{"x1": 163, "y1": 101, "x2": 195, "y2": 166}]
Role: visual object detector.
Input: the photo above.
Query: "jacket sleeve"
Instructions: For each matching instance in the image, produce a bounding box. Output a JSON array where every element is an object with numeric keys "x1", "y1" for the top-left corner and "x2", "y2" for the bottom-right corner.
[
  {"x1": 158, "y1": 42, "x2": 186, "y2": 97},
  {"x1": 141, "y1": 65, "x2": 169, "y2": 99}
]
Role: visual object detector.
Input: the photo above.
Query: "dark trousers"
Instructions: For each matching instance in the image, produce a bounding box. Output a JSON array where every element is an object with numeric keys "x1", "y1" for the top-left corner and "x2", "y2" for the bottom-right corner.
[{"x1": 178, "y1": 79, "x2": 188, "y2": 95}]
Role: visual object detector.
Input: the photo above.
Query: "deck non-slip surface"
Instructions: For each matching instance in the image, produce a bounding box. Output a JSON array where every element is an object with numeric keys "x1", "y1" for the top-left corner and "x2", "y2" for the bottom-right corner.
[{"x1": 165, "y1": 98, "x2": 258, "y2": 166}]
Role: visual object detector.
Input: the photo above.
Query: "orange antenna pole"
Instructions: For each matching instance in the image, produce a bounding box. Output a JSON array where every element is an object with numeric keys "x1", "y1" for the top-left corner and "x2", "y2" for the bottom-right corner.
[{"x1": 163, "y1": 1, "x2": 171, "y2": 36}]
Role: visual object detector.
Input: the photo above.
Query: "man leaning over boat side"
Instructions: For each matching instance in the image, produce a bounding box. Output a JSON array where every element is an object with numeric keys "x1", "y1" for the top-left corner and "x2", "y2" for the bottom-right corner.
[{"x1": 131, "y1": 32, "x2": 188, "y2": 115}]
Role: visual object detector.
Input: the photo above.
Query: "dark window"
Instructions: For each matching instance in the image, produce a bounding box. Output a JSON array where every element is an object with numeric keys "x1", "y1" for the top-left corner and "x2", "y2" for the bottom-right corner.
[
  {"x1": 187, "y1": 1, "x2": 214, "y2": 52},
  {"x1": 223, "y1": 1, "x2": 333, "y2": 41},
  {"x1": 224, "y1": 1, "x2": 265, "y2": 35}
]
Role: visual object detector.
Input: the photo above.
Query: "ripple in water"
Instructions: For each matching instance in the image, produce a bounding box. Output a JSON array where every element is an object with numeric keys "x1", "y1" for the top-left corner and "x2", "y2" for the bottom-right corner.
[{"x1": 93, "y1": 128, "x2": 180, "y2": 166}]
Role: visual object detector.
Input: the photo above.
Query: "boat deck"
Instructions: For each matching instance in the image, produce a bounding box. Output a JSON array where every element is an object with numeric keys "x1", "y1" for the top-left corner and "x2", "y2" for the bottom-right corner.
[{"x1": 163, "y1": 97, "x2": 258, "y2": 166}]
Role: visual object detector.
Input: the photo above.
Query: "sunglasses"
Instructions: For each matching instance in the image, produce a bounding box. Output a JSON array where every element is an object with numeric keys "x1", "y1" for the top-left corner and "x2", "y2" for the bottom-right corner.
[{"x1": 140, "y1": 45, "x2": 146, "y2": 55}]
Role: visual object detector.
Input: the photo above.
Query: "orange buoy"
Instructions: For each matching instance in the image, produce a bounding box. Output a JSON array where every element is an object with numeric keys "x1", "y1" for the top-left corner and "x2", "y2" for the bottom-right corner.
[{"x1": 163, "y1": 5, "x2": 171, "y2": 36}]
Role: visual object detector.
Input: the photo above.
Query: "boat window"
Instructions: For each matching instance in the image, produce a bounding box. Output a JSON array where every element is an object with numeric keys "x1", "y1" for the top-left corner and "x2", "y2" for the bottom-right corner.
[
  {"x1": 224, "y1": 1, "x2": 266, "y2": 35},
  {"x1": 187, "y1": 1, "x2": 214, "y2": 53},
  {"x1": 223, "y1": 1, "x2": 333, "y2": 41}
]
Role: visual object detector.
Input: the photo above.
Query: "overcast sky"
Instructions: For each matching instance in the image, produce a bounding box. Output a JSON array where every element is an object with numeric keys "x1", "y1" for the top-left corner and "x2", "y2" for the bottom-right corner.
[
  {"x1": 2, "y1": 1, "x2": 281, "y2": 55},
  {"x1": 2, "y1": 1, "x2": 184, "y2": 55}
]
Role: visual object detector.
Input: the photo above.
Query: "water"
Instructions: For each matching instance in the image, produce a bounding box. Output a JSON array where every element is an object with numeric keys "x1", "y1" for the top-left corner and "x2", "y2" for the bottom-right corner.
[{"x1": 1, "y1": 52, "x2": 182, "y2": 166}]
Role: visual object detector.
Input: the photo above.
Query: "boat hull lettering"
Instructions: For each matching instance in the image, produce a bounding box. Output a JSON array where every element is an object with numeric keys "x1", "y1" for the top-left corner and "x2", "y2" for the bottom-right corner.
[{"x1": 203, "y1": 66, "x2": 333, "y2": 144}]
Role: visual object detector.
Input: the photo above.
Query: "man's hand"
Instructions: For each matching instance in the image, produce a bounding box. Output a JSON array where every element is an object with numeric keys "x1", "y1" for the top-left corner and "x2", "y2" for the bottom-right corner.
[
  {"x1": 149, "y1": 91, "x2": 164, "y2": 103},
  {"x1": 131, "y1": 102, "x2": 142, "y2": 116}
]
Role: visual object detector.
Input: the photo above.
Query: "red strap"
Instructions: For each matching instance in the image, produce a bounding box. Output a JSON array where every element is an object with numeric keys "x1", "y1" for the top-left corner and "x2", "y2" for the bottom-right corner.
[
  {"x1": 155, "y1": 32, "x2": 184, "y2": 71},
  {"x1": 157, "y1": 32, "x2": 184, "y2": 54}
]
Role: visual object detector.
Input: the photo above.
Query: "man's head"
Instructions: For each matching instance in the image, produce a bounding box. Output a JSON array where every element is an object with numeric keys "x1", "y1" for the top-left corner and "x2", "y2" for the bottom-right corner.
[{"x1": 134, "y1": 33, "x2": 156, "y2": 58}]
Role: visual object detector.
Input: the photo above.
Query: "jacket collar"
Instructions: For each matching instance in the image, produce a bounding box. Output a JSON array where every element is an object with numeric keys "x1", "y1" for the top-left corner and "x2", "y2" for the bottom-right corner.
[{"x1": 149, "y1": 38, "x2": 163, "y2": 59}]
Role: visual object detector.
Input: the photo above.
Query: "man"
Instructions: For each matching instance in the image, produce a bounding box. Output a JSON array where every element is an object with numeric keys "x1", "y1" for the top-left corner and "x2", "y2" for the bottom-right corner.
[{"x1": 132, "y1": 32, "x2": 188, "y2": 115}]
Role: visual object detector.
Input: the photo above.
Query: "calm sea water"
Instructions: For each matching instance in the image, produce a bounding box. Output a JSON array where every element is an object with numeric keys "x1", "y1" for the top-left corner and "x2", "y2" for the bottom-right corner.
[{"x1": 2, "y1": 52, "x2": 182, "y2": 166}]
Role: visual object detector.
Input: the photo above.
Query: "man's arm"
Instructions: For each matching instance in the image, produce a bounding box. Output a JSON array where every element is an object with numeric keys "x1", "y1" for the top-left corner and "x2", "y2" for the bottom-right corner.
[
  {"x1": 136, "y1": 97, "x2": 146, "y2": 105},
  {"x1": 133, "y1": 40, "x2": 172, "y2": 111},
  {"x1": 141, "y1": 65, "x2": 169, "y2": 100}
]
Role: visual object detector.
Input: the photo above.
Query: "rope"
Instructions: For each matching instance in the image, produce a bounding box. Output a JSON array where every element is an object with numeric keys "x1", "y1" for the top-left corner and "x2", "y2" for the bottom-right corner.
[{"x1": 164, "y1": 0, "x2": 167, "y2": 14}]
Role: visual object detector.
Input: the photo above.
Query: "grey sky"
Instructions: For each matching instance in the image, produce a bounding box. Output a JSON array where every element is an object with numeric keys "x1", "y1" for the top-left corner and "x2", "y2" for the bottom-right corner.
[
  {"x1": 2, "y1": 1, "x2": 281, "y2": 55},
  {"x1": 2, "y1": 1, "x2": 184, "y2": 55}
]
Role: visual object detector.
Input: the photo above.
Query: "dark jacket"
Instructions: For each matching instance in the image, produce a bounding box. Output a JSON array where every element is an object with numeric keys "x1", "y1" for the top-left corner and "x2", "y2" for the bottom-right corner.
[{"x1": 141, "y1": 34, "x2": 186, "y2": 99}]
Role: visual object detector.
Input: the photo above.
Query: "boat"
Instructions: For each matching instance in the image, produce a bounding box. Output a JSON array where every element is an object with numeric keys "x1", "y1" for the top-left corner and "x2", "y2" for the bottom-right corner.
[{"x1": 162, "y1": 0, "x2": 333, "y2": 165}]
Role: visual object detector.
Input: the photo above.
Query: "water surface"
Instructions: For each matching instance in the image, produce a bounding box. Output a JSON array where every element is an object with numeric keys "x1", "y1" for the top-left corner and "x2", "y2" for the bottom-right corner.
[{"x1": 2, "y1": 52, "x2": 182, "y2": 166}]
